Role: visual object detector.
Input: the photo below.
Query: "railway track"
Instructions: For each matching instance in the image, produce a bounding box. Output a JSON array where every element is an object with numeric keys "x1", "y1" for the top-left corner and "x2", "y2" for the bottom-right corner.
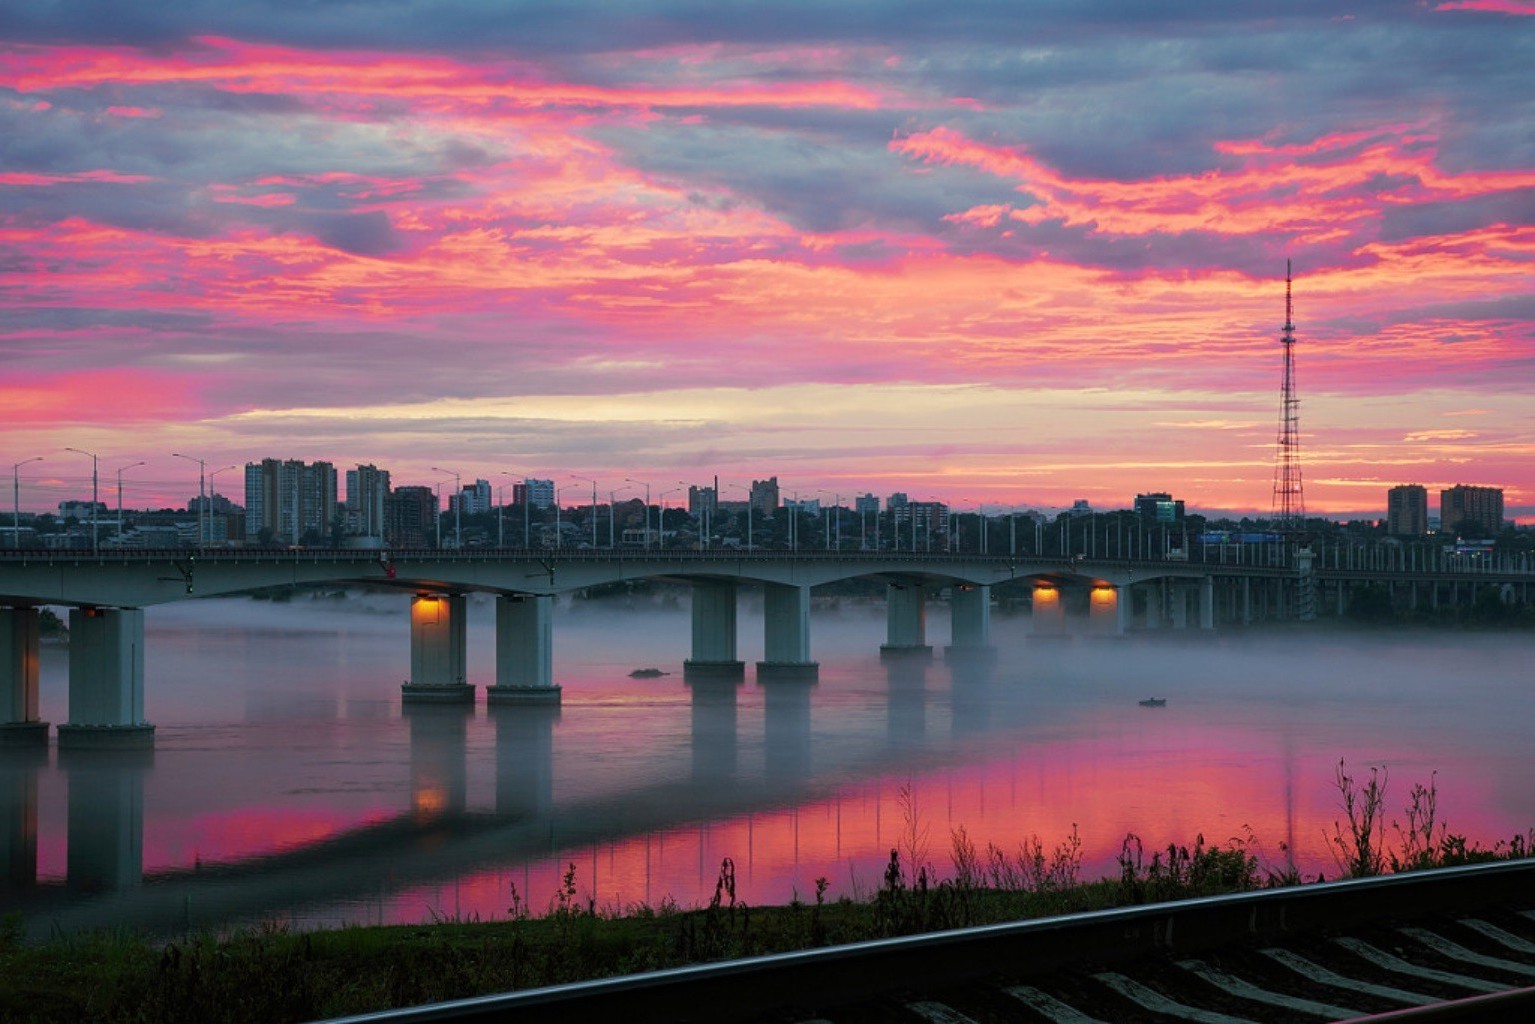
[{"x1": 320, "y1": 859, "x2": 1535, "y2": 1023}]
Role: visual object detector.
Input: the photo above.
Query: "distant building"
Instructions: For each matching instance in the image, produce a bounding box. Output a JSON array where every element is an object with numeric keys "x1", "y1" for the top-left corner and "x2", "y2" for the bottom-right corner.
[
  {"x1": 688, "y1": 485, "x2": 717, "y2": 520},
  {"x1": 450, "y1": 478, "x2": 492, "y2": 516},
  {"x1": 1069, "y1": 499, "x2": 1093, "y2": 517},
  {"x1": 749, "y1": 476, "x2": 780, "y2": 517},
  {"x1": 855, "y1": 493, "x2": 880, "y2": 516},
  {"x1": 888, "y1": 492, "x2": 909, "y2": 510},
  {"x1": 1440, "y1": 485, "x2": 1504, "y2": 536},
  {"x1": 1133, "y1": 492, "x2": 1184, "y2": 523},
  {"x1": 345, "y1": 464, "x2": 391, "y2": 539},
  {"x1": 512, "y1": 478, "x2": 554, "y2": 510},
  {"x1": 243, "y1": 459, "x2": 337, "y2": 544},
  {"x1": 386, "y1": 485, "x2": 436, "y2": 548},
  {"x1": 1386, "y1": 484, "x2": 1429, "y2": 536},
  {"x1": 58, "y1": 500, "x2": 109, "y2": 521}
]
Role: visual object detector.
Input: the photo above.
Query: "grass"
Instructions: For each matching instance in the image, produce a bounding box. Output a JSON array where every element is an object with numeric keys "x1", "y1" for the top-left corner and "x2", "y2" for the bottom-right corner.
[{"x1": 3, "y1": 770, "x2": 1532, "y2": 1023}]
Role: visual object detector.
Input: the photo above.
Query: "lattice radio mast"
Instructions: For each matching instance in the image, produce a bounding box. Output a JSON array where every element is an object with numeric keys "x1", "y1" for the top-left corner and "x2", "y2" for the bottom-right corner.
[{"x1": 1271, "y1": 260, "x2": 1304, "y2": 531}]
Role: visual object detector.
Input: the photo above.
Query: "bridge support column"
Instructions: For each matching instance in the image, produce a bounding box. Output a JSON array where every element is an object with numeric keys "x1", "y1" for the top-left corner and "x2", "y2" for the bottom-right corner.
[
  {"x1": 1088, "y1": 585, "x2": 1122, "y2": 636},
  {"x1": 1171, "y1": 587, "x2": 1188, "y2": 629},
  {"x1": 1032, "y1": 582, "x2": 1065, "y2": 638},
  {"x1": 758, "y1": 583, "x2": 817, "y2": 679},
  {"x1": 1200, "y1": 576, "x2": 1215, "y2": 630},
  {"x1": 488, "y1": 594, "x2": 561, "y2": 705},
  {"x1": 402, "y1": 594, "x2": 474, "y2": 705},
  {"x1": 57, "y1": 608, "x2": 153, "y2": 750},
  {"x1": 946, "y1": 584, "x2": 994, "y2": 660},
  {"x1": 686, "y1": 580, "x2": 744, "y2": 678},
  {"x1": 1, "y1": 608, "x2": 47, "y2": 747},
  {"x1": 881, "y1": 583, "x2": 931, "y2": 659},
  {"x1": 1242, "y1": 577, "x2": 1252, "y2": 625},
  {"x1": 1143, "y1": 584, "x2": 1160, "y2": 630}
]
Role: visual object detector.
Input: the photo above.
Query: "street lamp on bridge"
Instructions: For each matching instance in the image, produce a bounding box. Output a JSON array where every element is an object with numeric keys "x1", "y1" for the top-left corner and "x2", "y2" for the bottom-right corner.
[
  {"x1": 115, "y1": 460, "x2": 145, "y2": 542},
  {"x1": 171, "y1": 452, "x2": 209, "y2": 548},
  {"x1": 9, "y1": 456, "x2": 42, "y2": 550},
  {"x1": 571, "y1": 476, "x2": 598, "y2": 548},
  {"x1": 430, "y1": 466, "x2": 462, "y2": 549},
  {"x1": 625, "y1": 478, "x2": 651, "y2": 549},
  {"x1": 63, "y1": 447, "x2": 100, "y2": 552}
]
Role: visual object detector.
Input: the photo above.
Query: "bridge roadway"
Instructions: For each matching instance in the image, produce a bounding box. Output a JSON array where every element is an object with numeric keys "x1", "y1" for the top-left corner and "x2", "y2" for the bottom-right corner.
[{"x1": 1, "y1": 546, "x2": 1527, "y2": 750}]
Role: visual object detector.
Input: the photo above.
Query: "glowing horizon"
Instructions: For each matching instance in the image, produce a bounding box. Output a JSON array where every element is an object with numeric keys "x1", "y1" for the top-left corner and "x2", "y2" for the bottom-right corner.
[{"x1": 3, "y1": 4, "x2": 1532, "y2": 522}]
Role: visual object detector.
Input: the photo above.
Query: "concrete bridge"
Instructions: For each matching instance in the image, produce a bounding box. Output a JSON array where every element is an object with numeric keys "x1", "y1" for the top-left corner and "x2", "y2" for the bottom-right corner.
[{"x1": 2, "y1": 546, "x2": 1528, "y2": 749}]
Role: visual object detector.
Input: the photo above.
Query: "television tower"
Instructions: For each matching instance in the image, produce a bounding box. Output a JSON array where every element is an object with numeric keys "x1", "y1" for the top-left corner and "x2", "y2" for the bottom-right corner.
[{"x1": 1271, "y1": 260, "x2": 1304, "y2": 531}]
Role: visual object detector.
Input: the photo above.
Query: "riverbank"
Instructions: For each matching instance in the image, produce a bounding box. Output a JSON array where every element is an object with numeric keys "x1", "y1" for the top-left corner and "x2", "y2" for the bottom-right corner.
[{"x1": 5, "y1": 814, "x2": 1530, "y2": 1024}]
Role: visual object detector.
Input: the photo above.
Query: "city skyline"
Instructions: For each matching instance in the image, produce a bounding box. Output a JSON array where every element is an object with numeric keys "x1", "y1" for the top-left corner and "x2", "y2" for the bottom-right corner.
[{"x1": 4, "y1": 3, "x2": 1533, "y2": 521}]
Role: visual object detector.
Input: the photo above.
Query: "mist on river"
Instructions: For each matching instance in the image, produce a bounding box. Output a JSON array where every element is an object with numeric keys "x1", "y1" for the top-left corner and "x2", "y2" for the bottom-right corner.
[{"x1": 7, "y1": 588, "x2": 1533, "y2": 935}]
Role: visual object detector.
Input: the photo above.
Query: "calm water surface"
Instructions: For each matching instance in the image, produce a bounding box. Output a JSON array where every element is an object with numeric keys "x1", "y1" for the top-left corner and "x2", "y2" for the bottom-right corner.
[{"x1": 4, "y1": 591, "x2": 1532, "y2": 939}]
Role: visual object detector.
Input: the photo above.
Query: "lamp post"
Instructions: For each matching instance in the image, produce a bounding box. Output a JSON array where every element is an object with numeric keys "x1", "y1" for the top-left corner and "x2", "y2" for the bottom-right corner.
[
  {"x1": 206, "y1": 464, "x2": 237, "y2": 546},
  {"x1": 607, "y1": 485, "x2": 631, "y2": 548},
  {"x1": 115, "y1": 460, "x2": 145, "y2": 542},
  {"x1": 625, "y1": 478, "x2": 651, "y2": 549},
  {"x1": 64, "y1": 447, "x2": 100, "y2": 551},
  {"x1": 554, "y1": 483, "x2": 576, "y2": 548},
  {"x1": 171, "y1": 452, "x2": 208, "y2": 548},
  {"x1": 500, "y1": 471, "x2": 533, "y2": 548},
  {"x1": 10, "y1": 457, "x2": 42, "y2": 549},
  {"x1": 676, "y1": 480, "x2": 704, "y2": 548},
  {"x1": 727, "y1": 484, "x2": 753, "y2": 550},
  {"x1": 658, "y1": 486, "x2": 683, "y2": 549},
  {"x1": 431, "y1": 466, "x2": 462, "y2": 549},
  {"x1": 571, "y1": 476, "x2": 598, "y2": 547},
  {"x1": 788, "y1": 490, "x2": 799, "y2": 552}
]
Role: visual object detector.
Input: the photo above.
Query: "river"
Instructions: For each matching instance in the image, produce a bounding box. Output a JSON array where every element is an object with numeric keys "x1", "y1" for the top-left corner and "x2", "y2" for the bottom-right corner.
[{"x1": 4, "y1": 590, "x2": 1532, "y2": 939}]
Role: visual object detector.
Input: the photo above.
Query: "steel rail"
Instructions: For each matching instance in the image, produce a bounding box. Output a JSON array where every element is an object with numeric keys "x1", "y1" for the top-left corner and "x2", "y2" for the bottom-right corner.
[{"x1": 312, "y1": 858, "x2": 1535, "y2": 1024}]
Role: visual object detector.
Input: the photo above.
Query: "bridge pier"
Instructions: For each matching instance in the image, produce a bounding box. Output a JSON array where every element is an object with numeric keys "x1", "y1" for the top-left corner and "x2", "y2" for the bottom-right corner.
[
  {"x1": 1088, "y1": 585, "x2": 1127, "y2": 636},
  {"x1": 1143, "y1": 584, "x2": 1161, "y2": 630},
  {"x1": 946, "y1": 584, "x2": 994, "y2": 660},
  {"x1": 57, "y1": 608, "x2": 153, "y2": 750},
  {"x1": 488, "y1": 594, "x2": 561, "y2": 705},
  {"x1": 1031, "y1": 582, "x2": 1065, "y2": 638},
  {"x1": 758, "y1": 582, "x2": 817, "y2": 679},
  {"x1": 1, "y1": 608, "x2": 47, "y2": 746},
  {"x1": 1200, "y1": 576, "x2": 1215, "y2": 630},
  {"x1": 881, "y1": 583, "x2": 931, "y2": 659},
  {"x1": 402, "y1": 593, "x2": 474, "y2": 705},
  {"x1": 686, "y1": 580, "x2": 744, "y2": 678},
  {"x1": 1171, "y1": 587, "x2": 1189, "y2": 629}
]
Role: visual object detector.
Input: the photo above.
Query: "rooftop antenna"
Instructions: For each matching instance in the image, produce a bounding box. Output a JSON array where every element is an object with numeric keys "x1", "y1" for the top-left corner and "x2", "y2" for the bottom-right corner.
[{"x1": 1271, "y1": 260, "x2": 1305, "y2": 532}]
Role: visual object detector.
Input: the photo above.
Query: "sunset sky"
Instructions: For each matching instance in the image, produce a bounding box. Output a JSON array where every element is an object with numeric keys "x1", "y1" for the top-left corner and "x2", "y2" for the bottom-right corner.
[{"x1": 4, "y1": 1, "x2": 1533, "y2": 521}]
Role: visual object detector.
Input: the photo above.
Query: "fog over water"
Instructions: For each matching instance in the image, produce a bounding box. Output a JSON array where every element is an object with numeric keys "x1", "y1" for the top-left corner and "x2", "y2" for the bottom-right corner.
[{"x1": 5, "y1": 590, "x2": 1533, "y2": 938}]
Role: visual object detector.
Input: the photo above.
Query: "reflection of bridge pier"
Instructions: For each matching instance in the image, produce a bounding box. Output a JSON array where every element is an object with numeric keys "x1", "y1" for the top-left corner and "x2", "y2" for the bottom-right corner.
[
  {"x1": 1, "y1": 606, "x2": 47, "y2": 746},
  {"x1": 885, "y1": 656, "x2": 927, "y2": 744},
  {"x1": 1, "y1": 746, "x2": 44, "y2": 890},
  {"x1": 763, "y1": 679, "x2": 813, "y2": 784},
  {"x1": 64, "y1": 748, "x2": 150, "y2": 892},
  {"x1": 688, "y1": 678, "x2": 739, "y2": 784},
  {"x1": 493, "y1": 704, "x2": 559, "y2": 820},
  {"x1": 407, "y1": 704, "x2": 470, "y2": 819}
]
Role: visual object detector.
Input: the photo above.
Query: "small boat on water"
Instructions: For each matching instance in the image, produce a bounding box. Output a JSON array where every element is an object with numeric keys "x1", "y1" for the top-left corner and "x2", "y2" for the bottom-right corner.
[
  {"x1": 1138, "y1": 697, "x2": 1167, "y2": 707},
  {"x1": 629, "y1": 668, "x2": 670, "y2": 678}
]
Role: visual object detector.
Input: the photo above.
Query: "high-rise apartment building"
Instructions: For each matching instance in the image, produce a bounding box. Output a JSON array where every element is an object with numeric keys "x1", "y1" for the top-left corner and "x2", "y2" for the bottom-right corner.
[
  {"x1": 1440, "y1": 485, "x2": 1504, "y2": 536},
  {"x1": 1386, "y1": 484, "x2": 1428, "y2": 536},
  {"x1": 513, "y1": 478, "x2": 554, "y2": 510},
  {"x1": 449, "y1": 478, "x2": 492, "y2": 516},
  {"x1": 385, "y1": 486, "x2": 436, "y2": 547},
  {"x1": 688, "y1": 485, "x2": 717, "y2": 519},
  {"x1": 749, "y1": 476, "x2": 780, "y2": 517},
  {"x1": 345, "y1": 464, "x2": 391, "y2": 539},
  {"x1": 1134, "y1": 492, "x2": 1184, "y2": 523},
  {"x1": 855, "y1": 493, "x2": 880, "y2": 515},
  {"x1": 244, "y1": 459, "x2": 337, "y2": 544}
]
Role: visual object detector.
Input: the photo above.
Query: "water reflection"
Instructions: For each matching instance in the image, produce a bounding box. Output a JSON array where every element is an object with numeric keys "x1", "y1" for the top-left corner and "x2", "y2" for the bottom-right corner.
[
  {"x1": 762, "y1": 680, "x2": 813, "y2": 785},
  {"x1": 12, "y1": 597, "x2": 1535, "y2": 937},
  {"x1": 1, "y1": 747, "x2": 44, "y2": 891},
  {"x1": 407, "y1": 705, "x2": 470, "y2": 819},
  {"x1": 63, "y1": 749, "x2": 150, "y2": 893},
  {"x1": 494, "y1": 705, "x2": 559, "y2": 820},
  {"x1": 688, "y1": 679, "x2": 738, "y2": 785}
]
